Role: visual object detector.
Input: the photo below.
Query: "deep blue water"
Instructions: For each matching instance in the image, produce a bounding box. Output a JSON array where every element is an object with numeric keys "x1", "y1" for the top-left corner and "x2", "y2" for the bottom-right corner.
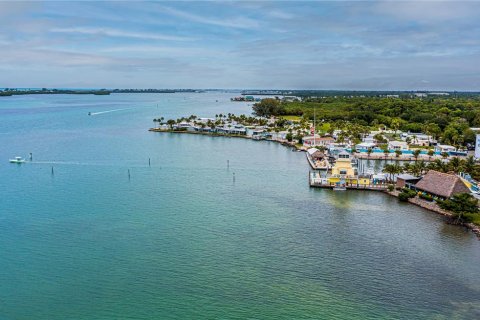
[{"x1": 0, "y1": 93, "x2": 479, "y2": 319}]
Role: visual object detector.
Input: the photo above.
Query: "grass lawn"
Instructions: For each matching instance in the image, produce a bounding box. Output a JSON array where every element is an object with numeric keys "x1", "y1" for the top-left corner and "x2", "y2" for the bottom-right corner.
[{"x1": 281, "y1": 115, "x2": 302, "y2": 121}]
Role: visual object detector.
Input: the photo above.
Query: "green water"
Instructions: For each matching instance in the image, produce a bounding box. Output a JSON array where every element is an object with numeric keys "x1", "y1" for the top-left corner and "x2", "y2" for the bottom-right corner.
[{"x1": 0, "y1": 93, "x2": 479, "y2": 319}]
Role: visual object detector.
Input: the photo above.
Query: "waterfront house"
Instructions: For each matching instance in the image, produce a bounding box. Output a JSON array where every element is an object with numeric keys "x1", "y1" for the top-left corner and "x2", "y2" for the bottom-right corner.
[
  {"x1": 413, "y1": 170, "x2": 470, "y2": 199},
  {"x1": 388, "y1": 140, "x2": 409, "y2": 151},
  {"x1": 396, "y1": 174, "x2": 420, "y2": 188},
  {"x1": 434, "y1": 144, "x2": 456, "y2": 153},
  {"x1": 356, "y1": 142, "x2": 377, "y2": 150},
  {"x1": 401, "y1": 133, "x2": 436, "y2": 146},
  {"x1": 303, "y1": 135, "x2": 335, "y2": 147}
]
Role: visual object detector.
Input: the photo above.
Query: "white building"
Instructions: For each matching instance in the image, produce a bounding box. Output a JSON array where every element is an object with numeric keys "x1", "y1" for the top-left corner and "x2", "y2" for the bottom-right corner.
[
  {"x1": 476, "y1": 134, "x2": 480, "y2": 159},
  {"x1": 435, "y1": 144, "x2": 456, "y2": 153},
  {"x1": 401, "y1": 132, "x2": 435, "y2": 146},
  {"x1": 388, "y1": 141, "x2": 409, "y2": 150}
]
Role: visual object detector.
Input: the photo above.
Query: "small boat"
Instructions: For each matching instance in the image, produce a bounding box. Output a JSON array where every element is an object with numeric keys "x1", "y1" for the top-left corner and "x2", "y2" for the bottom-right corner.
[
  {"x1": 9, "y1": 156, "x2": 26, "y2": 164},
  {"x1": 333, "y1": 186, "x2": 347, "y2": 191},
  {"x1": 88, "y1": 112, "x2": 91, "y2": 116}
]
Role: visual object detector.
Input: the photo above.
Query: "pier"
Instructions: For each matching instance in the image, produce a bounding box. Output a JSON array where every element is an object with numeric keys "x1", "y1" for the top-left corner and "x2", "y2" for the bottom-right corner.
[{"x1": 309, "y1": 172, "x2": 388, "y2": 191}]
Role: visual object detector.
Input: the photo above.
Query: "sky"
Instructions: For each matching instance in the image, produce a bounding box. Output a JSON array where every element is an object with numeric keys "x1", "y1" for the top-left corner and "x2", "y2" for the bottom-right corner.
[{"x1": 0, "y1": 0, "x2": 479, "y2": 90}]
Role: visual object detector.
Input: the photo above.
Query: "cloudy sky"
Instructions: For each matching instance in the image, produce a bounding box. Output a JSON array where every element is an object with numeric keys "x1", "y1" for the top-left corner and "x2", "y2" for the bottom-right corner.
[{"x1": 0, "y1": 1, "x2": 479, "y2": 90}]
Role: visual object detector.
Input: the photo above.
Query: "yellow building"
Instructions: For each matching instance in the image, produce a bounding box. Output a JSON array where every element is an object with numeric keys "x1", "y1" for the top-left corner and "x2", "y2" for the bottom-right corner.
[
  {"x1": 331, "y1": 151, "x2": 356, "y2": 177},
  {"x1": 327, "y1": 151, "x2": 371, "y2": 186}
]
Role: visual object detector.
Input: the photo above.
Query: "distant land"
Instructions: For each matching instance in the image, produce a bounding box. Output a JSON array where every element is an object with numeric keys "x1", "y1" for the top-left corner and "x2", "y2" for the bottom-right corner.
[
  {"x1": 0, "y1": 88, "x2": 200, "y2": 96},
  {"x1": 1, "y1": 88, "x2": 480, "y2": 98}
]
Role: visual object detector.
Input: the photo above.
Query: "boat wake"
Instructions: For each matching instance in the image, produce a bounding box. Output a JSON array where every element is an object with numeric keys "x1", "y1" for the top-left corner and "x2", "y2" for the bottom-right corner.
[{"x1": 88, "y1": 108, "x2": 132, "y2": 116}]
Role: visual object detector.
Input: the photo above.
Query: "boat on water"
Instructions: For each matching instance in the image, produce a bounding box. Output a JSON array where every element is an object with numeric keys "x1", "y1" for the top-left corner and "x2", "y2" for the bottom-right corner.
[
  {"x1": 9, "y1": 156, "x2": 26, "y2": 164},
  {"x1": 333, "y1": 186, "x2": 347, "y2": 191}
]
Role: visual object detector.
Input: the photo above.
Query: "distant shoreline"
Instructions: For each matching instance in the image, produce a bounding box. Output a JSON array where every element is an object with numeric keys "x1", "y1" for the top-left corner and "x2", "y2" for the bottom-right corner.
[{"x1": 0, "y1": 88, "x2": 199, "y2": 97}]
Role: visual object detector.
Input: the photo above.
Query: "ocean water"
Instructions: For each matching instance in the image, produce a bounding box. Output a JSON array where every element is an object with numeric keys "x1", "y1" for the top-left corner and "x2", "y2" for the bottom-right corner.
[{"x1": 0, "y1": 92, "x2": 479, "y2": 320}]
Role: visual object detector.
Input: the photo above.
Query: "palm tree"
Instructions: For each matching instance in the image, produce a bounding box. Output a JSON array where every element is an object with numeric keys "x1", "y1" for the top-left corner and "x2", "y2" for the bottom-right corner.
[
  {"x1": 441, "y1": 152, "x2": 449, "y2": 161},
  {"x1": 367, "y1": 148, "x2": 373, "y2": 158},
  {"x1": 417, "y1": 160, "x2": 427, "y2": 175},
  {"x1": 383, "y1": 148, "x2": 390, "y2": 161},
  {"x1": 413, "y1": 149, "x2": 421, "y2": 162},
  {"x1": 395, "y1": 150, "x2": 402, "y2": 158},
  {"x1": 383, "y1": 164, "x2": 394, "y2": 182},
  {"x1": 464, "y1": 156, "x2": 475, "y2": 174},
  {"x1": 449, "y1": 157, "x2": 461, "y2": 173},
  {"x1": 427, "y1": 149, "x2": 434, "y2": 161}
]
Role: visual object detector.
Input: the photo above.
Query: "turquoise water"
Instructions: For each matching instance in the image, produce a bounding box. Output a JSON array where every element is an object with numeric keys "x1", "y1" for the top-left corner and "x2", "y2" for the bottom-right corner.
[{"x1": 0, "y1": 93, "x2": 479, "y2": 319}]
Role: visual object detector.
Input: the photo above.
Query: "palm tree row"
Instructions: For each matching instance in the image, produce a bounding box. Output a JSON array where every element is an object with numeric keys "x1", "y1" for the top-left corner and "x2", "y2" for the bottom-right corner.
[{"x1": 382, "y1": 156, "x2": 477, "y2": 182}]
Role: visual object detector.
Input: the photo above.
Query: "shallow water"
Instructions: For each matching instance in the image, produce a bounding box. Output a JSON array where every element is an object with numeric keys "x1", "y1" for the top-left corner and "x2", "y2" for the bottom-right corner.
[{"x1": 0, "y1": 92, "x2": 479, "y2": 319}]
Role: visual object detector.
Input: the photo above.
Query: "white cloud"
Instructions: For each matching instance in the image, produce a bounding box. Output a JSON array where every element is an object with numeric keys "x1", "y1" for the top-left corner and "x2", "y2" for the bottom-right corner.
[
  {"x1": 159, "y1": 5, "x2": 260, "y2": 29},
  {"x1": 50, "y1": 27, "x2": 196, "y2": 41}
]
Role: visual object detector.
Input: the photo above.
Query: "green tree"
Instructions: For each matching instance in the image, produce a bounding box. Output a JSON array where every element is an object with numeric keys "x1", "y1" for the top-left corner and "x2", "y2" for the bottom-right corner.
[
  {"x1": 413, "y1": 149, "x2": 421, "y2": 162},
  {"x1": 438, "y1": 193, "x2": 479, "y2": 223},
  {"x1": 252, "y1": 98, "x2": 284, "y2": 117},
  {"x1": 427, "y1": 149, "x2": 434, "y2": 161},
  {"x1": 166, "y1": 119, "x2": 176, "y2": 129}
]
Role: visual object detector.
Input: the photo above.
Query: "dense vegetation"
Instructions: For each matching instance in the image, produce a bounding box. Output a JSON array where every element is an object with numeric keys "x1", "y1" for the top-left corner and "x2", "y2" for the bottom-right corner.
[
  {"x1": 253, "y1": 96, "x2": 480, "y2": 146},
  {"x1": 438, "y1": 193, "x2": 479, "y2": 224}
]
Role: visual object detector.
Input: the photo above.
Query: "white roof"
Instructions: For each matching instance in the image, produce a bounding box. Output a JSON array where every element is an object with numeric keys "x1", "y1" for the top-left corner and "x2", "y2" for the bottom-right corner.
[
  {"x1": 307, "y1": 148, "x2": 319, "y2": 155},
  {"x1": 397, "y1": 174, "x2": 418, "y2": 180},
  {"x1": 389, "y1": 140, "x2": 408, "y2": 146},
  {"x1": 437, "y1": 144, "x2": 455, "y2": 149},
  {"x1": 357, "y1": 142, "x2": 376, "y2": 148}
]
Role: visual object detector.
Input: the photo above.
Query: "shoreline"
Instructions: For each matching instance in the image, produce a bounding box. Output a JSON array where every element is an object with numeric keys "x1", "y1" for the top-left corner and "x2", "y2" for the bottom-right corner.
[
  {"x1": 386, "y1": 190, "x2": 480, "y2": 239},
  {"x1": 148, "y1": 127, "x2": 306, "y2": 151},
  {"x1": 149, "y1": 127, "x2": 480, "y2": 239}
]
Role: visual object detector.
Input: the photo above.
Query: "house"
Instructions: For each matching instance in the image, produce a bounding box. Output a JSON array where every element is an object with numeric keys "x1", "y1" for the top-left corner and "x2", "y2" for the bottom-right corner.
[
  {"x1": 362, "y1": 134, "x2": 376, "y2": 144},
  {"x1": 356, "y1": 142, "x2": 376, "y2": 150},
  {"x1": 434, "y1": 144, "x2": 456, "y2": 153},
  {"x1": 413, "y1": 170, "x2": 470, "y2": 199},
  {"x1": 401, "y1": 133, "x2": 436, "y2": 146},
  {"x1": 303, "y1": 135, "x2": 335, "y2": 147},
  {"x1": 388, "y1": 140, "x2": 409, "y2": 151},
  {"x1": 396, "y1": 174, "x2": 420, "y2": 188}
]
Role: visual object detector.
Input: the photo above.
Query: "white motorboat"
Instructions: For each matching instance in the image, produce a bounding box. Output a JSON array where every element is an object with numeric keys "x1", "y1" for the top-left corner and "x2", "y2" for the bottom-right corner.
[{"x1": 9, "y1": 156, "x2": 26, "y2": 164}]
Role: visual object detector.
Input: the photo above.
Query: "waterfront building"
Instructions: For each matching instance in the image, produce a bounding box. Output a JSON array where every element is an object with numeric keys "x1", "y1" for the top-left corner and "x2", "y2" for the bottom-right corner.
[
  {"x1": 434, "y1": 144, "x2": 456, "y2": 153},
  {"x1": 356, "y1": 142, "x2": 377, "y2": 150},
  {"x1": 401, "y1": 132, "x2": 436, "y2": 146},
  {"x1": 388, "y1": 140, "x2": 409, "y2": 151},
  {"x1": 412, "y1": 170, "x2": 470, "y2": 200},
  {"x1": 328, "y1": 151, "x2": 359, "y2": 185},
  {"x1": 303, "y1": 135, "x2": 335, "y2": 147},
  {"x1": 396, "y1": 174, "x2": 420, "y2": 188}
]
